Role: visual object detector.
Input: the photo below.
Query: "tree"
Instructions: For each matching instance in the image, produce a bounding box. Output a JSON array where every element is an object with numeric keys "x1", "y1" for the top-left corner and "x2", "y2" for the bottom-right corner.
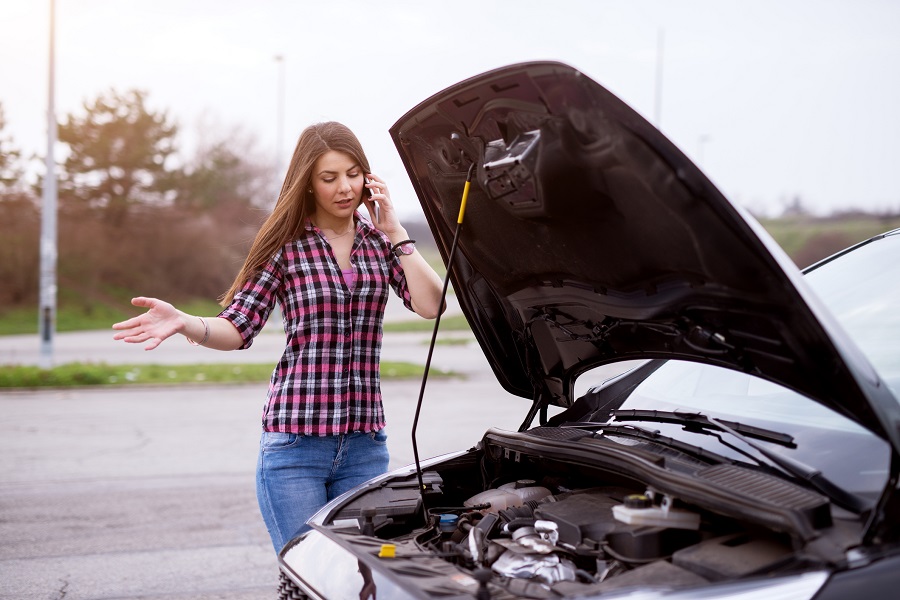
[
  {"x1": 780, "y1": 195, "x2": 811, "y2": 218},
  {"x1": 0, "y1": 101, "x2": 38, "y2": 307},
  {"x1": 56, "y1": 89, "x2": 179, "y2": 223},
  {"x1": 0, "y1": 102, "x2": 24, "y2": 189},
  {"x1": 164, "y1": 121, "x2": 276, "y2": 292},
  {"x1": 174, "y1": 121, "x2": 275, "y2": 215}
]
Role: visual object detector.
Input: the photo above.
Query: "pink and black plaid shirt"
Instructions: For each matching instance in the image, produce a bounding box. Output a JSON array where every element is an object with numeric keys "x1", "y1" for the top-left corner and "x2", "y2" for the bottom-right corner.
[{"x1": 218, "y1": 218, "x2": 413, "y2": 435}]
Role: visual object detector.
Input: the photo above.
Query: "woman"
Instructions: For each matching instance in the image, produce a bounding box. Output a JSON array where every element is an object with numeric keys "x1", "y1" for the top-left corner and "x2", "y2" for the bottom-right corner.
[{"x1": 112, "y1": 122, "x2": 444, "y2": 552}]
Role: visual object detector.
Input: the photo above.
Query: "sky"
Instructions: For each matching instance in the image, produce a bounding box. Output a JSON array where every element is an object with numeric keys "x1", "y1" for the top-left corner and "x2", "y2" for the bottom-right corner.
[{"x1": 2, "y1": 0, "x2": 899, "y2": 218}]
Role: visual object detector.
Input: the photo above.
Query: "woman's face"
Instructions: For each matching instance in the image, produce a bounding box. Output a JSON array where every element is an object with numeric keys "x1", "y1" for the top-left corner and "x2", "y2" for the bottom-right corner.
[{"x1": 309, "y1": 150, "x2": 365, "y2": 223}]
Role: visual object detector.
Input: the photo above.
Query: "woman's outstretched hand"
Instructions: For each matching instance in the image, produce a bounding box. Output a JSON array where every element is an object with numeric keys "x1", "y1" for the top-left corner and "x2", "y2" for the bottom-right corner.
[{"x1": 112, "y1": 297, "x2": 183, "y2": 351}]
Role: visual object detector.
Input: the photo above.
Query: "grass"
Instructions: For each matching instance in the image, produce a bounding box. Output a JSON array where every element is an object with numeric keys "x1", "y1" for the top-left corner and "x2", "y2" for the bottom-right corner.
[
  {"x1": 0, "y1": 296, "x2": 226, "y2": 337},
  {"x1": 759, "y1": 216, "x2": 900, "y2": 258},
  {"x1": 0, "y1": 360, "x2": 455, "y2": 389},
  {"x1": 0, "y1": 299, "x2": 468, "y2": 337},
  {"x1": 383, "y1": 314, "x2": 471, "y2": 333},
  {"x1": 0, "y1": 306, "x2": 47, "y2": 336}
]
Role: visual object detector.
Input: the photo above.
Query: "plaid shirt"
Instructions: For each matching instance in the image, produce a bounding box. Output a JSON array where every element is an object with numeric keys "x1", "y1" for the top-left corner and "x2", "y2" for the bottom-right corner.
[{"x1": 218, "y1": 218, "x2": 412, "y2": 435}]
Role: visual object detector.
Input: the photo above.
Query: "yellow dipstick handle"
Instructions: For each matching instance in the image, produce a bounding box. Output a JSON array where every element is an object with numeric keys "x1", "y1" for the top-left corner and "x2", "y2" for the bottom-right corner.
[
  {"x1": 378, "y1": 544, "x2": 397, "y2": 558},
  {"x1": 457, "y1": 180, "x2": 471, "y2": 224}
]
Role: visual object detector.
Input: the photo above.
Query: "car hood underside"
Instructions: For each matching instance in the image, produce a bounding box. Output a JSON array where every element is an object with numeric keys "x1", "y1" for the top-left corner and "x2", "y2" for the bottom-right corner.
[{"x1": 389, "y1": 61, "x2": 900, "y2": 447}]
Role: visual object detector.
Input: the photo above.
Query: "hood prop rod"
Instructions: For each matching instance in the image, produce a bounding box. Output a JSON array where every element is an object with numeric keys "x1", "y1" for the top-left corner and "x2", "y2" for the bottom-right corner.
[{"x1": 411, "y1": 162, "x2": 475, "y2": 525}]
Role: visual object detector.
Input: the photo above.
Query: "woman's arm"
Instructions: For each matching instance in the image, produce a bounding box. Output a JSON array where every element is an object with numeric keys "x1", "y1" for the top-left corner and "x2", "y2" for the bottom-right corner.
[
  {"x1": 388, "y1": 230, "x2": 445, "y2": 319},
  {"x1": 364, "y1": 175, "x2": 445, "y2": 319},
  {"x1": 112, "y1": 296, "x2": 244, "y2": 351}
]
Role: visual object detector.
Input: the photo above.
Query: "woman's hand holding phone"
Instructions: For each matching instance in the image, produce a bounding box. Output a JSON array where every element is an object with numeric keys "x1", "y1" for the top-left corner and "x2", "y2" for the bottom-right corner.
[{"x1": 365, "y1": 177, "x2": 380, "y2": 223}]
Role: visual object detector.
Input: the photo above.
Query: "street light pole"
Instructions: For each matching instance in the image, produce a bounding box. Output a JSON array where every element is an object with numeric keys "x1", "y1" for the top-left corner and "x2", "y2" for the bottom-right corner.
[
  {"x1": 274, "y1": 54, "x2": 285, "y2": 180},
  {"x1": 39, "y1": 0, "x2": 58, "y2": 369},
  {"x1": 654, "y1": 28, "x2": 664, "y2": 128}
]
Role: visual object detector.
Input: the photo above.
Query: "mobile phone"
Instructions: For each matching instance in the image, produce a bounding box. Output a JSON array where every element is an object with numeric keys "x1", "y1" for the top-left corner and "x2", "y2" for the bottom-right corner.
[{"x1": 365, "y1": 177, "x2": 380, "y2": 223}]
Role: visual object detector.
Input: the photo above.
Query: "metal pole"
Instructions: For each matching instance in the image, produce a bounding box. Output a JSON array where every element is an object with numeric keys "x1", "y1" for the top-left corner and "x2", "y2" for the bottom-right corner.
[
  {"x1": 410, "y1": 163, "x2": 475, "y2": 522},
  {"x1": 39, "y1": 0, "x2": 58, "y2": 369},
  {"x1": 274, "y1": 54, "x2": 285, "y2": 179},
  {"x1": 654, "y1": 28, "x2": 664, "y2": 128}
]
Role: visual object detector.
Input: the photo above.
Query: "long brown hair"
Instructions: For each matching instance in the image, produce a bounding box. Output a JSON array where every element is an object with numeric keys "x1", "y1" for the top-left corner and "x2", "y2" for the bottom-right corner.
[{"x1": 219, "y1": 121, "x2": 371, "y2": 306}]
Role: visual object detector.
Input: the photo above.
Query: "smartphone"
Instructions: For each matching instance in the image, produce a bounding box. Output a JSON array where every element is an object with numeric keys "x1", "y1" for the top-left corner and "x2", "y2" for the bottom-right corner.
[{"x1": 365, "y1": 177, "x2": 380, "y2": 223}]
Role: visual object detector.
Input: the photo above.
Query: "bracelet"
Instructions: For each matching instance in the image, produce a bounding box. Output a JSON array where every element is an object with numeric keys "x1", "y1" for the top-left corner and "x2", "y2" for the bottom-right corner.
[{"x1": 186, "y1": 316, "x2": 210, "y2": 346}]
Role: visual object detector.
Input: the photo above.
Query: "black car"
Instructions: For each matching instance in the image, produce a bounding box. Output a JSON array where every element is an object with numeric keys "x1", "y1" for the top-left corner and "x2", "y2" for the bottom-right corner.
[{"x1": 277, "y1": 62, "x2": 900, "y2": 599}]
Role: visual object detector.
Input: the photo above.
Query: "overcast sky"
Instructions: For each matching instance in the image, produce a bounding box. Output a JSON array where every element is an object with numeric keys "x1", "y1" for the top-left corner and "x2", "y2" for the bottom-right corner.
[{"x1": 3, "y1": 0, "x2": 899, "y2": 218}]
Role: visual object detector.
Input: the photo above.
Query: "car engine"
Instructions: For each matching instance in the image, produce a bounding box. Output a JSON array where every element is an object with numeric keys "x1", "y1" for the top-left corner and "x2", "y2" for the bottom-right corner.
[
  {"x1": 413, "y1": 480, "x2": 799, "y2": 596},
  {"x1": 319, "y1": 427, "x2": 852, "y2": 599}
]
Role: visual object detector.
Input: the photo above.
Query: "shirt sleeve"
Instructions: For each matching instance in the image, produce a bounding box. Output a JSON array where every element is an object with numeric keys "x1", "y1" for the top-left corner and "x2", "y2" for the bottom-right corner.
[
  {"x1": 388, "y1": 247, "x2": 414, "y2": 313},
  {"x1": 217, "y1": 250, "x2": 283, "y2": 349}
]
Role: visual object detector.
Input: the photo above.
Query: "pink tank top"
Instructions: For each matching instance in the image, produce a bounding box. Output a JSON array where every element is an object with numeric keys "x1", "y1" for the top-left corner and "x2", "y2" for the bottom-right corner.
[{"x1": 342, "y1": 268, "x2": 356, "y2": 289}]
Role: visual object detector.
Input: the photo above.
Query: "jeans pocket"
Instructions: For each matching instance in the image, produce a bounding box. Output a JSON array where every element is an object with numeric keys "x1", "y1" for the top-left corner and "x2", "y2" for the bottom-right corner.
[
  {"x1": 368, "y1": 428, "x2": 388, "y2": 445},
  {"x1": 261, "y1": 432, "x2": 299, "y2": 450}
]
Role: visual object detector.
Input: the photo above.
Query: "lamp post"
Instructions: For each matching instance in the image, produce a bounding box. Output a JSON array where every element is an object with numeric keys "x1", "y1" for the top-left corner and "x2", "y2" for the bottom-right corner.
[
  {"x1": 39, "y1": 0, "x2": 58, "y2": 369},
  {"x1": 654, "y1": 28, "x2": 664, "y2": 128},
  {"x1": 274, "y1": 54, "x2": 285, "y2": 180}
]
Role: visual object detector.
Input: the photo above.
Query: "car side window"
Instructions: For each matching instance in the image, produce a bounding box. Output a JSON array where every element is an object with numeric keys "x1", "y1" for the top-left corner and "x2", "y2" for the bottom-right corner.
[{"x1": 804, "y1": 233, "x2": 900, "y2": 399}]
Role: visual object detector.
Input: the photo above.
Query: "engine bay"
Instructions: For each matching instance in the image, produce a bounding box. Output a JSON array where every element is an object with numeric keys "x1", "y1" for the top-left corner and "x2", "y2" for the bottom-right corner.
[
  {"x1": 323, "y1": 428, "x2": 855, "y2": 598},
  {"x1": 409, "y1": 479, "x2": 797, "y2": 596}
]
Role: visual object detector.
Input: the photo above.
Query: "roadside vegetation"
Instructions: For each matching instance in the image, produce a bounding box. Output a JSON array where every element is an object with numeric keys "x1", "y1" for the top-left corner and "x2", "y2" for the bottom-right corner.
[
  {"x1": 0, "y1": 360, "x2": 455, "y2": 389},
  {"x1": 0, "y1": 93, "x2": 444, "y2": 337},
  {"x1": 1, "y1": 95, "x2": 899, "y2": 342},
  {"x1": 2, "y1": 213, "x2": 895, "y2": 338},
  {"x1": 759, "y1": 213, "x2": 900, "y2": 268}
]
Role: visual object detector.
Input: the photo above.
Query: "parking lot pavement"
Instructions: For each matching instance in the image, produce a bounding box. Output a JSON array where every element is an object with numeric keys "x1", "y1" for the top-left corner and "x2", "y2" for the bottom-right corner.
[
  {"x1": 0, "y1": 384, "x2": 276, "y2": 600},
  {"x1": 0, "y1": 380, "x2": 523, "y2": 600},
  {"x1": 0, "y1": 295, "x2": 530, "y2": 600}
]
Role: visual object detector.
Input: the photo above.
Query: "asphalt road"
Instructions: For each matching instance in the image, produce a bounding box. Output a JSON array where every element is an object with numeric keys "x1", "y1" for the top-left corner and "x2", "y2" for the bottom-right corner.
[{"x1": 0, "y1": 297, "x2": 532, "y2": 600}]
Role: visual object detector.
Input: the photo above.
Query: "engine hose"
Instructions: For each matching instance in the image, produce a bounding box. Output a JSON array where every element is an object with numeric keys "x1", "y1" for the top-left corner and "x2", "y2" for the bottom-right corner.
[
  {"x1": 503, "y1": 517, "x2": 537, "y2": 532},
  {"x1": 601, "y1": 542, "x2": 671, "y2": 565},
  {"x1": 574, "y1": 568, "x2": 598, "y2": 584},
  {"x1": 456, "y1": 512, "x2": 480, "y2": 532},
  {"x1": 498, "y1": 505, "x2": 535, "y2": 523}
]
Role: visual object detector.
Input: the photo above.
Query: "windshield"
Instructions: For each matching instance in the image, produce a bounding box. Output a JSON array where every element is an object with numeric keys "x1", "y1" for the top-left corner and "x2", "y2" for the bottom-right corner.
[
  {"x1": 615, "y1": 361, "x2": 888, "y2": 497},
  {"x1": 590, "y1": 231, "x2": 900, "y2": 498}
]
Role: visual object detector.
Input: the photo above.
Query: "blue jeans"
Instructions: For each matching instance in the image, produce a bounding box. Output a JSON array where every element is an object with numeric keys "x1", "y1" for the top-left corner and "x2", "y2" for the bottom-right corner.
[{"x1": 256, "y1": 429, "x2": 389, "y2": 553}]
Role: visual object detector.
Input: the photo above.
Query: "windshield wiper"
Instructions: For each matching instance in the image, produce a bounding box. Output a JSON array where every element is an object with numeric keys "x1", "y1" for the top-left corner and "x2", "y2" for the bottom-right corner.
[
  {"x1": 612, "y1": 409, "x2": 868, "y2": 514},
  {"x1": 564, "y1": 421, "x2": 758, "y2": 468},
  {"x1": 614, "y1": 409, "x2": 796, "y2": 447}
]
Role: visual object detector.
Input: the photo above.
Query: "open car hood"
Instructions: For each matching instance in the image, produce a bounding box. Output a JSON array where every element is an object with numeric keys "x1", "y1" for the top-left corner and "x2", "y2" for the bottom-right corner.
[{"x1": 389, "y1": 61, "x2": 900, "y2": 445}]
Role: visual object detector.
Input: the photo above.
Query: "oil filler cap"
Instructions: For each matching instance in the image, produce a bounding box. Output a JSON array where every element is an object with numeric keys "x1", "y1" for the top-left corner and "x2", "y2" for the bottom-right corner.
[{"x1": 623, "y1": 494, "x2": 652, "y2": 509}]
